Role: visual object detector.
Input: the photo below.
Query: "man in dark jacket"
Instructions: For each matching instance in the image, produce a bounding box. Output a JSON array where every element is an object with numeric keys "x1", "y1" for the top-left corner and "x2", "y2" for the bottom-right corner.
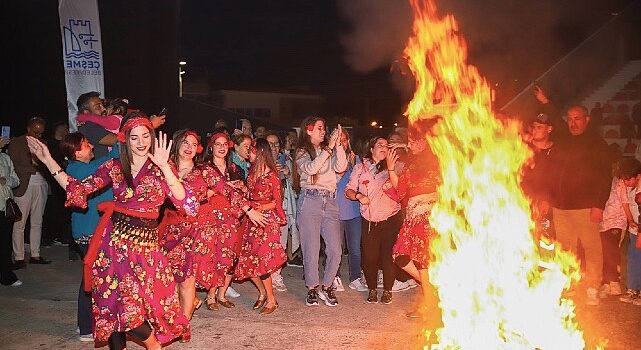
[
  {"x1": 8, "y1": 117, "x2": 52, "y2": 268},
  {"x1": 541, "y1": 105, "x2": 612, "y2": 306}
]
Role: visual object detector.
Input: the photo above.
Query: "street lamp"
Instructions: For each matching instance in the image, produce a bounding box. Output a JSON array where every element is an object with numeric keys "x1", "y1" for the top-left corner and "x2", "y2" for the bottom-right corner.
[{"x1": 178, "y1": 61, "x2": 187, "y2": 97}]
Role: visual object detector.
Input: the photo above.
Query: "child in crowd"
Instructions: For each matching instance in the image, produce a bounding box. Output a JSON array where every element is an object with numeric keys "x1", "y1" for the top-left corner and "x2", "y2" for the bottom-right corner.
[
  {"x1": 598, "y1": 160, "x2": 634, "y2": 298},
  {"x1": 618, "y1": 158, "x2": 641, "y2": 304},
  {"x1": 76, "y1": 98, "x2": 128, "y2": 134}
]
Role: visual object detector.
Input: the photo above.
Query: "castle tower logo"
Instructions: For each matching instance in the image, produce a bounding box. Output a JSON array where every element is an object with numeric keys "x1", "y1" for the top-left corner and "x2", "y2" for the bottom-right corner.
[
  {"x1": 62, "y1": 18, "x2": 101, "y2": 70},
  {"x1": 58, "y1": 0, "x2": 104, "y2": 132}
]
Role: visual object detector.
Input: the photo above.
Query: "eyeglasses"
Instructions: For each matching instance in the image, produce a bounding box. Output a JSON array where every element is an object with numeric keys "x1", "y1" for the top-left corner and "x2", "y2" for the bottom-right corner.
[
  {"x1": 269, "y1": 142, "x2": 280, "y2": 147},
  {"x1": 213, "y1": 142, "x2": 228, "y2": 148}
]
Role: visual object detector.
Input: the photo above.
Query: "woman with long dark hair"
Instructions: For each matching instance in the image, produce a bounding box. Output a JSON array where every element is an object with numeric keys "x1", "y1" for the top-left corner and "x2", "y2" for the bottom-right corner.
[
  {"x1": 158, "y1": 129, "x2": 207, "y2": 326},
  {"x1": 235, "y1": 138, "x2": 288, "y2": 314},
  {"x1": 294, "y1": 116, "x2": 347, "y2": 307},
  {"x1": 387, "y1": 123, "x2": 441, "y2": 318},
  {"x1": 26, "y1": 113, "x2": 196, "y2": 349},
  {"x1": 345, "y1": 136, "x2": 403, "y2": 304},
  {"x1": 199, "y1": 132, "x2": 266, "y2": 310}
]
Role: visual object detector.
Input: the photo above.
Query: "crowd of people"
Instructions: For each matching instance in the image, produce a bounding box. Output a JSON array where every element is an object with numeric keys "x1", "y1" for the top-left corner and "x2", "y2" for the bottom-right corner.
[
  {"x1": 0, "y1": 91, "x2": 435, "y2": 349},
  {"x1": 522, "y1": 87, "x2": 641, "y2": 308},
  {"x1": 1, "y1": 86, "x2": 640, "y2": 349}
]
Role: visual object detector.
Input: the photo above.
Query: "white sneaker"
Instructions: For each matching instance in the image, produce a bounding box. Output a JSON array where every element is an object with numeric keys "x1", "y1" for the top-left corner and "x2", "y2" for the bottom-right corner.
[
  {"x1": 609, "y1": 281, "x2": 622, "y2": 296},
  {"x1": 348, "y1": 278, "x2": 369, "y2": 292},
  {"x1": 586, "y1": 288, "x2": 599, "y2": 306},
  {"x1": 78, "y1": 334, "x2": 94, "y2": 342},
  {"x1": 619, "y1": 289, "x2": 639, "y2": 303},
  {"x1": 10, "y1": 280, "x2": 22, "y2": 287},
  {"x1": 226, "y1": 286, "x2": 241, "y2": 298},
  {"x1": 377, "y1": 270, "x2": 383, "y2": 288},
  {"x1": 598, "y1": 284, "x2": 610, "y2": 299},
  {"x1": 391, "y1": 280, "x2": 410, "y2": 293},
  {"x1": 332, "y1": 276, "x2": 345, "y2": 292},
  {"x1": 406, "y1": 279, "x2": 419, "y2": 289},
  {"x1": 272, "y1": 273, "x2": 288, "y2": 292}
]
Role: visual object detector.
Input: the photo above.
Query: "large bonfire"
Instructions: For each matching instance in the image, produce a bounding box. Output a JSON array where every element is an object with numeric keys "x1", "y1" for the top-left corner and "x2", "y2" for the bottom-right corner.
[{"x1": 400, "y1": 0, "x2": 595, "y2": 348}]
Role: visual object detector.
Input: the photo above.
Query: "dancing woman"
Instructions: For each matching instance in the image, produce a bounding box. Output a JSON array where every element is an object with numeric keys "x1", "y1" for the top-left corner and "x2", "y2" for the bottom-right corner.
[
  {"x1": 386, "y1": 125, "x2": 441, "y2": 318},
  {"x1": 235, "y1": 138, "x2": 288, "y2": 314},
  {"x1": 345, "y1": 136, "x2": 403, "y2": 304},
  {"x1": 27, "y1": 114, "x2": 196, "y2": 349},
  {"x1": 199, "y1": 132, "x2": 266, "y2": 310},
  {"x1": 158, "y1": 129, "x2": 207, "y2": 324},
  {"x1": 294, "y1": 116, "x2": 347, "y2": 306}
]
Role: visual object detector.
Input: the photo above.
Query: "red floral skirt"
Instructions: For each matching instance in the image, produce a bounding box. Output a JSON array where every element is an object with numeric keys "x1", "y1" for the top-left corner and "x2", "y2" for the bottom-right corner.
[
  {"x1": 193, "y1": 207, "x2": 241, "y2": 289},
  {"x1": 235, "y1": 210, "x2": 287, "y2": 280},
  {"x1": 392, "y1": 193, "x2": 437, "y2": 270},
  {"x1": 91, "y1": 221, "x2": 189, "y2": 343}
]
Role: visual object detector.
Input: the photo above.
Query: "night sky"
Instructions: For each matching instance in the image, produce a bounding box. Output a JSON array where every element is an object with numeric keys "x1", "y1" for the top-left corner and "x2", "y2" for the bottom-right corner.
[
  {"x1": 1, "y1": 0, "x2": 636, "y2": 133},
  {"x1": 179, "y1": 0, "x2": 635, "y2": 123}
]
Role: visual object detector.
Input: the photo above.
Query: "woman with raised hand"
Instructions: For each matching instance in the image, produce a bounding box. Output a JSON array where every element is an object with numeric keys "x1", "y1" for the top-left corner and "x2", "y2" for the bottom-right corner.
[
  {"x1": 157, "y1": 129, "x2": 207, "y2": 327},
  {"x1": 26, "y1": 112, "x2": 197, "y2": 350},
  {"x1": 386, "y1": 122, "x2": 441, "y2": 318},
  {"x1": 345, "y1": 137, "x2": 403, "y2": 304},
  {"x1": 235, "y1": 138, "x2": 288, "y2": 314},
  {"x1": 294, "y1": 116, "x2": 347, "y2": 307},
  {"x1": 199, "y1": 132, "x2": 266, "y2": 311}
]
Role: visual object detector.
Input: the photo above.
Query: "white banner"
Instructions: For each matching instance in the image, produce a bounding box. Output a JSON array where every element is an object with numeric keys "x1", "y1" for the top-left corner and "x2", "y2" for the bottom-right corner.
[{"x1": 58, "y1": 0, "x2": 104, "y2": 132}]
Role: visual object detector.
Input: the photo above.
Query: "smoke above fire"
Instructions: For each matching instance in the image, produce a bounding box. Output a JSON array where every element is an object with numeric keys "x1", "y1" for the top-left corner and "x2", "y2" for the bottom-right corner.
[{"x1": 337, "y1": 0, "x2": 619, "y2": 104}]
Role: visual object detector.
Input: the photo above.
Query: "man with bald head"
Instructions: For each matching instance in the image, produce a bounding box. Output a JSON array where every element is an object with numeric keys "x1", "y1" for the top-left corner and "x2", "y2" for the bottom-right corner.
[{"x1": 542, "y1": 105, "x2": 612, "y2": 306}]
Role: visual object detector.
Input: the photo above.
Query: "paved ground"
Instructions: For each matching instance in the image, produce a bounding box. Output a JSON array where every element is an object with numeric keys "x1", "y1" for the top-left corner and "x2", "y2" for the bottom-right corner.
[{"x1": 1, "y1": 245, "x2": 640, "y2": 350}]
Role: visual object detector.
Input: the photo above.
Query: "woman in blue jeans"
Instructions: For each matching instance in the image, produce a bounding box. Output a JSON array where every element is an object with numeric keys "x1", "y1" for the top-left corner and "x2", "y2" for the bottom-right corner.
[
  {"x1": 294, "y1": 116, "x2": 347, "y2": 307},
  {"x1": 334, "y1": 129, "x2": 364, "y2": 291}
]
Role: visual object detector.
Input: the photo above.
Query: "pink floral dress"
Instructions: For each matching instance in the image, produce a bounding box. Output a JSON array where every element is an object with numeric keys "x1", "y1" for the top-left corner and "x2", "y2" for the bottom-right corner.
[
  {"x1": 235, "y1": 169, "x2": 288, "y2": 280},
  {"x1": 193, "y1": 165, "x2": 246, "y2": 289},
  {"x1": 65, "y1": 158, "x2": 198, "y2": 343},
  {"x1": 386, "y1": 151, "x2": 440, "y2": 269},
  {"x1": 159, "y1": 164, "x2": 211, "y2": 283}
]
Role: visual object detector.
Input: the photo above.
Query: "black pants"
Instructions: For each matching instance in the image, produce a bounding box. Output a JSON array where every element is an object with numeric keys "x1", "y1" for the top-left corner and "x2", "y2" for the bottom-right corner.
[
  {"x1": 361, "y1": 212, "x2": 402, "y2": 291},
  {"x1": 77, "y1": 244, "x2": 92, "y2": 335},
  {"x1": 600, "y1": 228, "x2": 622, "y2": 283},
  {"x1": 0, "y1": 212, "x2": 18, "y2": 285}
]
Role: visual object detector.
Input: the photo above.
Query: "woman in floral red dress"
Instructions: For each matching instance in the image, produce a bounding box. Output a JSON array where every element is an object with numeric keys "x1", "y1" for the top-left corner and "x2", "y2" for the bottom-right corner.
[
  {"x1": 158, "y1": 129, "x2": 208, "y2": 323},
  {"x1": 199, "y1": 133, "x2": 266, "y2": 310},
  {"x1": 26, "y1": 114, "x2": 197, "y2": 349},
  {"x1": 386, "y1": 125, "x2": 441, "y2": 318},
  {"x1": 236, "y1": 138, "x2": 288, "y2": 315}
]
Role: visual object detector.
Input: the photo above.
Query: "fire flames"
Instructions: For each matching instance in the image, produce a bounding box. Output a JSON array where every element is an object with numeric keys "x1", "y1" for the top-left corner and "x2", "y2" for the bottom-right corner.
[{"x1": 401, "y1": 0, "x2": 594, "y2": 348}]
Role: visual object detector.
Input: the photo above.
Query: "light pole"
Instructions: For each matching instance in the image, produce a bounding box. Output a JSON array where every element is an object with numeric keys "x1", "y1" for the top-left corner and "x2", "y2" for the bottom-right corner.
[{"x1": 178, "y1": 61, "x2": 187, "y2": 97}]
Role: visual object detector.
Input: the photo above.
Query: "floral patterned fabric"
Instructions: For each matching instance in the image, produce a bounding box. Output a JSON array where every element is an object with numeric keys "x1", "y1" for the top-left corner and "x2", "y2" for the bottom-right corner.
[
  {"x1": 65, "y1": 158, "x2": 197, "y2": 343},
  {"x1": 235, "y1": 169, "x2": 288, "y2": 280},
  {"x1": 192, "y1": 164, "x2": 247, "y2": 289},
  {"x1": 386, "y1": 151, "x2": 440, "y2": 269},
  {"x1": 160, "y1": 164, "x2": 218, "y2": 283}
]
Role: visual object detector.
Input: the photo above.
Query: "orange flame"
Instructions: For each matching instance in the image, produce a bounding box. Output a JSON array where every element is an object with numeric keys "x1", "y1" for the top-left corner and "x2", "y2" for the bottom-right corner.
[{"x1": 401, "y1": 0, "x2": 596, "y2": 348}]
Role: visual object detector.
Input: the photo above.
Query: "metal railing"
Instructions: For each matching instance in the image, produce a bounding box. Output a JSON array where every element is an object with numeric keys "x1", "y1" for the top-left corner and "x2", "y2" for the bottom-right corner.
[{"x1": 501, "y1": 0, "x2": 641, "y2": 117}]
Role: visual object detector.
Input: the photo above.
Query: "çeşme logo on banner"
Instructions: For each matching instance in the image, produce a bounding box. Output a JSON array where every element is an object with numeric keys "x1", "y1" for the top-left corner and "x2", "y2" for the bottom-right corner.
[{"x1": 62, "y1": 19, "x2": 102, "y2": 75}]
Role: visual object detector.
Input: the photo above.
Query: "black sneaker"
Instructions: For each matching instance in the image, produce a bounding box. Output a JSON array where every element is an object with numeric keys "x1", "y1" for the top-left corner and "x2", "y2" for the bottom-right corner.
[
  {"x1": 305, "y1": 287, "x2": 319, "y2": 306},
  {"x1": 366, "y1": 289, "x2": 378, "y2": 304},
  {"x1": 380, "y1": 290, "x2": 392, "y2": 304},
  {"x1": 318, "y1": 285, "x2": 338, "y2": 307}
]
